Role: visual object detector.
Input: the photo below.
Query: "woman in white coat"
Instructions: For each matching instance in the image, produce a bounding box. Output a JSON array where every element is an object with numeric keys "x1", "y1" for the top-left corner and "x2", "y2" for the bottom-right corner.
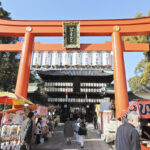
[{"x1": 74, "y1": 118, "x2": 82, "y2": 143}]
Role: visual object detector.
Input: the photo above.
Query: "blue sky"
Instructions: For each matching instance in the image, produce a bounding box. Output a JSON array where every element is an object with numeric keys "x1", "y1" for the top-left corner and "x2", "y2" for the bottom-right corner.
[{"x1": 1, "y1": 0, "x2": 149, "y2": 90}]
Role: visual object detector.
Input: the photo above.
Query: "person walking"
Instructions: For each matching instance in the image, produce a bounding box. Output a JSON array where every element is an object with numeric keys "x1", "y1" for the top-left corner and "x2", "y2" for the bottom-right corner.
[
  {"x1": 35, "y1": 118, "x2": 42, "y2": 144},
  {"x1": 20, "y1": 112, "x2": 34, "y2": 150},
  {"x1": 116, "y1": 111, "x2": 141, "y2": 150},
  {"x1": 48, "y1": 118, "x2": 54, "y2": 137},
  {"x1": 93, "y1": 113, "x2": 98, "y2": 129},
  {"x1": 74, "y1": 118, "x2": 82, "y2": 143},
  {"x1": 78, "y1": 122, "x2": 87, "y2": 149},
  {"x1": 64, "y1": 117, "x2": 74, "y2": 144}
]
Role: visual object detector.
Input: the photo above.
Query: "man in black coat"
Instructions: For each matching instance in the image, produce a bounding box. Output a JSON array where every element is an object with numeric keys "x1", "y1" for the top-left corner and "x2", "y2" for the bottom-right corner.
[
  {"x1": 116, "y1": 111, "x2": 141, "y2": 150},
  {"x1": 20, "y1": 112, "x2": 34, "y2": 150}
]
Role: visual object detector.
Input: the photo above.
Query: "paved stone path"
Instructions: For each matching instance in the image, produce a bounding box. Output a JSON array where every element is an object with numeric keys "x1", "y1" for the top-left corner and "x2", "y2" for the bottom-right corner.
[{"x1": 34, "y1": 123, "x2": 114, "y2": 150}]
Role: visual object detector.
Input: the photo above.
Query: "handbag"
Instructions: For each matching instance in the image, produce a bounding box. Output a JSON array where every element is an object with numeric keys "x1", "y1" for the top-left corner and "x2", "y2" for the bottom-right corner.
[
  {"x1": 20, "y1": 144, "x2": 27, "y2": 150},
  {"x1": 78, "y1": 127, "x2": 87, "y2": 136}
]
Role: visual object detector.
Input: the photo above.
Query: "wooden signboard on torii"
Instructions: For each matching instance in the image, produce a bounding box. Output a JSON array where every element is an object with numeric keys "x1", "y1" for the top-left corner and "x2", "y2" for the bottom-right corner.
[{"x1": 0, "y1": 18, "x2": 149, "y2": 118}]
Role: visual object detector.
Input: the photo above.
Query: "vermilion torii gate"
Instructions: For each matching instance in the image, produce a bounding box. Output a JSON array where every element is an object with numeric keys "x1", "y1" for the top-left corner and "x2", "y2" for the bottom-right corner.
[{"x1": 0, "y1": 18, "x2": 149, "y2": 118}]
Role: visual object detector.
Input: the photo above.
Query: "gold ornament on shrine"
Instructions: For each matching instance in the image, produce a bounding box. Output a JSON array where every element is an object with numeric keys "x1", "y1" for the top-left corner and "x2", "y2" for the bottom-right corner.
[{"x1": 113, "y1": 25, "x2": 120, "y2": 31}]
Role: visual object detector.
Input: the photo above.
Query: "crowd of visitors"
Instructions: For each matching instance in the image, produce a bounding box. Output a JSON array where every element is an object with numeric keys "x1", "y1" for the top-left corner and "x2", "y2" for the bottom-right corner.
[
  {"x1": 20, "y1": 110, "x2": 88, "y2": 149},
  {"x1": 20, "y1": 111, "x2": 57, "y2": 150},
  {"x1": 19, "y1": 108, "x2": 99, "y2": 150},
  {"x1": 19, "y1": 109, "x2": 149, "y2": 150}
]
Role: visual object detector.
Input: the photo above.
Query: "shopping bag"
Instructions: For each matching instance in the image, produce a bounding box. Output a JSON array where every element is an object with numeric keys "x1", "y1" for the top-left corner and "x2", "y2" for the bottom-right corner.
[
  {"x1": 40, "y1": 138, "x2": 44, "y2": 144},
  {"x1": 20, "y1": 144, "x2": 27, "y2": 150},
  {"x1": 47, "y1": 132, "x2": 52, "y2": 138}
]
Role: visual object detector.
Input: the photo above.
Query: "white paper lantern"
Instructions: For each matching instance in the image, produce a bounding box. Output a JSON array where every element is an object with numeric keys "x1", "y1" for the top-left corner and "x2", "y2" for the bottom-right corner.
[
  {"x1": 72, "y1": 52, "x2": 81, "y2": 68},
  {"x1": 82, "y1": 52, "x2": 91, "y2": 68},
  {"x1": 51, "y1": 52, "x2": 60, "y2": 68},
  {"x1": 91, "y1": 52, "x2": 101, "y2": 68},
  {"x1": 42, "y1": 52, "x2": 51, "y2": 68},
  {"x1": 32, "y1": 52, "x2": 42, "y2": 68},
  {"x1": 102, "y1": 52, "x2": 111, "y2": 68},
  {"x1": 62, "y1": 52, "x2": 71, "y2": 68}
]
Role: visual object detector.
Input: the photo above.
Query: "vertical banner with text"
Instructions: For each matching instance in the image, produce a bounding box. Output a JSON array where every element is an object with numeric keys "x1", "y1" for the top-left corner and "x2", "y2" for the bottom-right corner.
[{"x1": 63, "y1": 21, "x2": 80, "y2": 49}]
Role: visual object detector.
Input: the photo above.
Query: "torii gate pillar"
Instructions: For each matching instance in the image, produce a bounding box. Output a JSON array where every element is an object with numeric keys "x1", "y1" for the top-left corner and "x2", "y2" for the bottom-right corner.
[
  {"x1": 15, "y1": 28, "x2": 34, "y2": 98},
  {"x1": 112, "y1": 31, "x2": 129, "y2": 118}
]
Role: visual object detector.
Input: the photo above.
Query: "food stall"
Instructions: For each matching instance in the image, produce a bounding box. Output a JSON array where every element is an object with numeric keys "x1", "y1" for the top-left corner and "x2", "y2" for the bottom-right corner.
[
  {"x1": 0, "y1": 92, "x2": 35, "y2": 150},
  {"x1": 121, "y1": 100, "x2": 150, "y2": 150}
]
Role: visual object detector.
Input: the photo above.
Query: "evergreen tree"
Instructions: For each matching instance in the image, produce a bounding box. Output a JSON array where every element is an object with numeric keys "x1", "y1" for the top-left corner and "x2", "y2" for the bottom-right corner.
[
  {"x1": 0, "y1": 2, "x2": 48, "y2": 109},
  {"x1": 0, "y1": 1, "x2": 19, "y2": 91}
]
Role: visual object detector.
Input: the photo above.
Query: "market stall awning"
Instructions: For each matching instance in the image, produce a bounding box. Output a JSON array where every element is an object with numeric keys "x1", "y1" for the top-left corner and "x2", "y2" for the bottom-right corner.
[
  {"x1": 121, "y1": 100, "x2": 150, "y2": 119},
  {"x1": 0, "y1": 96, "x2": 13, "y2": 105},
  {"x1": 0, "y1": 105, "x2": 37, "y2": 115},
  {"x1": 0, "y1": 92, "x2": 34, "y2": 108}
]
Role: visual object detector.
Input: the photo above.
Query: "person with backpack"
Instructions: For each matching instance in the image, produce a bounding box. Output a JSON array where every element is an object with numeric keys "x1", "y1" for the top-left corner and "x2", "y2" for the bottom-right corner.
[
  {"x1": 74, "y1": 118, "x2": 82, "y2": 143},
  {"x1": 78, "y1": 122, "x2": 87, "y2": 149}
]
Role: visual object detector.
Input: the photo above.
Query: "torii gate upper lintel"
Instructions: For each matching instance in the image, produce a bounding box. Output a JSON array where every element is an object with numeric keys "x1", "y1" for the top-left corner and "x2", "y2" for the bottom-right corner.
[{"x1": 0, "y1": 17, "x2": 150, "y2": 118}]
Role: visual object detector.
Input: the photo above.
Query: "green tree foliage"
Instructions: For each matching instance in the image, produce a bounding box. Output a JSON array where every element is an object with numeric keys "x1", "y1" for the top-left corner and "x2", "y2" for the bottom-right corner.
[
  {"x1": 128, "y1": 58, "x2": 150, "y2": 92},
  {"x1": 0, "y1": 2, "x2": 19, "y2": 92},
  {"x1": 123, "y1": 11, "x2": 150, "y2": 92}
]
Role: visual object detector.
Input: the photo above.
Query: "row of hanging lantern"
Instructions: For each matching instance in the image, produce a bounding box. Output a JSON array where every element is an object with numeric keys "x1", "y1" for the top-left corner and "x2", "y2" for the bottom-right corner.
[
  {"x1": 45, "y1": 87, "x2": 73, "y2": 92},
  {"x1": 44, "y1": 82, "x2": 73, "y2": 92},
  {"x1": 31, "y1": 51, "x2": 113, "y2": 69},
  {"x1": 45, "y1": 82, "x2": 73, "y2": 87},
  {"x1": 45, "y1": 87, "x2": 103, "y2": 93},
  {"x1": 48, "y1": 98, "x2": 109, "y2": 103},
  {"x1": 80, "y1": 83, "x2": 107, "y2": 87},
  {"x1": 80, "y1": 88, "x2": 102, "y2": 93},
  {"x1": 45, "y1": 82, "x2": 106, "y2": 88}
]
